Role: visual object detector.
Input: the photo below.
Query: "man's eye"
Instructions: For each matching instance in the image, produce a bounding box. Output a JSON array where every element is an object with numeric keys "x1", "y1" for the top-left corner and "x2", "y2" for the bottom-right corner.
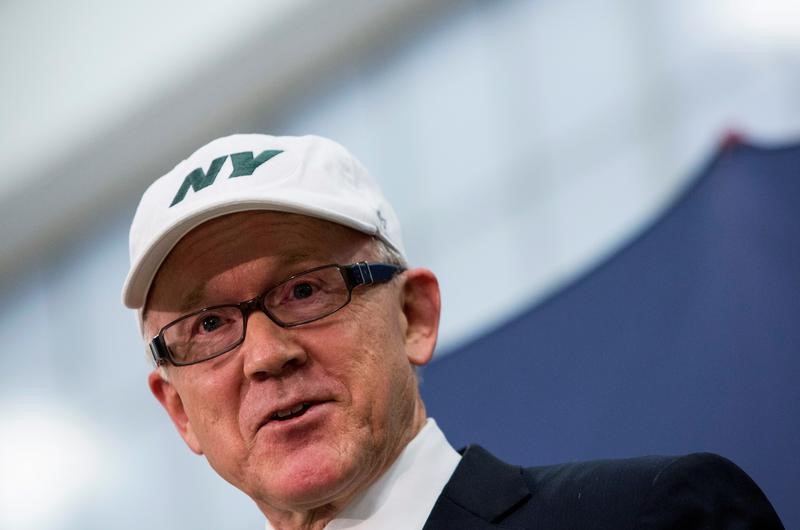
[
  {"x1": 200, "y1": 315, "x2": 224, "y2": 333},
  {"x1": 292, "y1": 282, "x2": 315, "y2": 300}
]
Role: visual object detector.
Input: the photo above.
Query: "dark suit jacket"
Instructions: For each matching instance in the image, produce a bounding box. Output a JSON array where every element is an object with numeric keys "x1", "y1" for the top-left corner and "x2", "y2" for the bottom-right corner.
[{"x1": 423, "y1": 446, "x2": 783, "y2": 529}]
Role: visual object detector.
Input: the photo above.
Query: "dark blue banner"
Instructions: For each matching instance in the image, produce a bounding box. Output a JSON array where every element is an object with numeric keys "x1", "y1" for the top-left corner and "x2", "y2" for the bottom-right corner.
[{"x1": 421, "y1": 139, "x2": 800, "y2": 528}]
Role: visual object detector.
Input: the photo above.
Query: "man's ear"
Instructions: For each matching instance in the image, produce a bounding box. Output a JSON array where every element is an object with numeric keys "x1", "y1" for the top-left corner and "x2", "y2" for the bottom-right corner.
[
  {"x1": 148, "y1": 370, "x2": 204, "y2": 455},
  {"x1": 400, "y1": 268, "x2": 441, "y2": 367}
]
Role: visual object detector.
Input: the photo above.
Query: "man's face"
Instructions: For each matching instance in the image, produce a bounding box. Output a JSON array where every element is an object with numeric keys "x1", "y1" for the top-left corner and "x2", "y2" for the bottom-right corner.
[{"x1": 143, "y1": 211, "x2": 439, "y2": 519}]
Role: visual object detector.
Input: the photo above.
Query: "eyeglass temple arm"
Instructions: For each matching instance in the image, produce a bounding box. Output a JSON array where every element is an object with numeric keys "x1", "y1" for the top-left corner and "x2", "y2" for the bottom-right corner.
[
  {"x1": 343, "y1": 262, "x2": 404, "y2": 288},
  {"x1": 149, "y1": 336, "x2": 170, "y2": 366}
]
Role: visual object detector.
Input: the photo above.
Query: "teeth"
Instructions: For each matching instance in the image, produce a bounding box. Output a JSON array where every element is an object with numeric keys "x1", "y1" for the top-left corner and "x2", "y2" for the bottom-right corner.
[{"x1": 273, "y1": 403, "x2": 308, "y2": 419}]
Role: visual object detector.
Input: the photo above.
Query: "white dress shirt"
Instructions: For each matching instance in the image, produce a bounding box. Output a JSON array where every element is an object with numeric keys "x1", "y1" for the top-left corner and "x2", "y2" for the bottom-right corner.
[{"x1": 265, "y1": 418, "x2": 461, "y2": 530}]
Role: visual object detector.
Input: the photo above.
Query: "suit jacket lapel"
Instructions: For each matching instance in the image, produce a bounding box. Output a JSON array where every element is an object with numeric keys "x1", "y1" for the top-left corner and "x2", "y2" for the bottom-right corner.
[{"x1": 423, "y1": 445, "x2": 531, "y2": 529}]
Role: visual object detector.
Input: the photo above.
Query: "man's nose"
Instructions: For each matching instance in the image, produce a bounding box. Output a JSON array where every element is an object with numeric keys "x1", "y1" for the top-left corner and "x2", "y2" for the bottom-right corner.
[{"x1": 240, "y1": 311, "x2": 308, "y2": 380}]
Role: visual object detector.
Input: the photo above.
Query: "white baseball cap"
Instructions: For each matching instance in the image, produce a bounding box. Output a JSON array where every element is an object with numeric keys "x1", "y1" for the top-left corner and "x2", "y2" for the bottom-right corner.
[{"x1": 122, "y1": 134, "x2": 405, "y2": 310}]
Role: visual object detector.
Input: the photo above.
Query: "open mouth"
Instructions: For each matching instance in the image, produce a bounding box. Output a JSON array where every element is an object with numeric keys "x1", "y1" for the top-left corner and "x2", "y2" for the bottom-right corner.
[{"x1": 271, "y1": 402, "x2": 313, "y2": 422}]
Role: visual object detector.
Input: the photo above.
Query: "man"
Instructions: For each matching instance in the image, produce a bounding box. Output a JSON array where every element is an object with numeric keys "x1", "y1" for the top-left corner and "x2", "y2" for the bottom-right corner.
[{"x1": 123, "y1": 134, "x2": 783, "y2": 529}]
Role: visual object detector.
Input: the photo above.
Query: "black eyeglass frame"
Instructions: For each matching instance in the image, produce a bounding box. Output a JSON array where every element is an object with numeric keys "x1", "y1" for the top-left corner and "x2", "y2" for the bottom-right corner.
[{"x1": 149, "y1": 261, "x2": 404, "y2": 367}]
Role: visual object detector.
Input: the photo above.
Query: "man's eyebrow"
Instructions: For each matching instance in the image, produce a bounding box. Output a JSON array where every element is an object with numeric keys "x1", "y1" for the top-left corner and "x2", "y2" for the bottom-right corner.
[
  {"x1": 278, "y1": 251, "x2": 319, "y2": 273},
  {"x1": 178, "y1": 286, "x2": 207, "y2": 313}
]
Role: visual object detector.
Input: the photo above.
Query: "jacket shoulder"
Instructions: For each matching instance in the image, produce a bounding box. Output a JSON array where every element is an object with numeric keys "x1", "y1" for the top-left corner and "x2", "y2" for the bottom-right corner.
[
  {"x1": 516, "y1": 452, "x2": 783, "y2": 529},
  {"x1": 426, "y1": 447, "x2": 784, "y2": 529},
  {"x1": 631, "y1": 452, "x2": 784, "y2": 529}
]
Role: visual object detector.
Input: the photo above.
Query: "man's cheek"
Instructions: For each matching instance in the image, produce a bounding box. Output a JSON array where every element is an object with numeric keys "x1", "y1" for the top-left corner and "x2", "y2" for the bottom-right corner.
[{"x1": 185, "y1": 399, "x2": 232, "y2": 443}]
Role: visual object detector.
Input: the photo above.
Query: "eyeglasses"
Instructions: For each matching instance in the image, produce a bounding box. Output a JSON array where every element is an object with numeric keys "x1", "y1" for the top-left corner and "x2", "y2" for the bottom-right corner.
[{"x1": 149, "y1": 262, "x2": 404, "y2": 366}]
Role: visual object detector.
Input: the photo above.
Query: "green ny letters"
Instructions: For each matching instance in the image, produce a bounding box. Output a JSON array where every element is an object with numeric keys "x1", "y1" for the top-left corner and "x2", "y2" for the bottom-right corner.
[{"x1": 170, "y1": 150, "x2": 284, "y2": 207}]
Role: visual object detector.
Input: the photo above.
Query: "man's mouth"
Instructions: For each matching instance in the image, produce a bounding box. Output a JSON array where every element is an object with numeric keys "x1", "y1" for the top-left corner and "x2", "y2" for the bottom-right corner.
[
  {"x1": 270, "y1": 402, "x2": 313, "y2": 422},
  {"x1": 256, "y1": 399, "x2": 332, "y2": 434}
]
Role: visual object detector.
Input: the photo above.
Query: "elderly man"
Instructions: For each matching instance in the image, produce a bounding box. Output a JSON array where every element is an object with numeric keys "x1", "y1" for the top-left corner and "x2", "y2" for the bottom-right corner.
[{"x1": 123, "y1": 134, "x2": 783, "y2": 529}]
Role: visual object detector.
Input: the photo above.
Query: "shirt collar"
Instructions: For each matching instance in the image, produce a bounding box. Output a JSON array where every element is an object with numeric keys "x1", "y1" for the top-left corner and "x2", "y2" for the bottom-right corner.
[{"x1": 265, "y1": 418, "x2": 461, "y2": 530}]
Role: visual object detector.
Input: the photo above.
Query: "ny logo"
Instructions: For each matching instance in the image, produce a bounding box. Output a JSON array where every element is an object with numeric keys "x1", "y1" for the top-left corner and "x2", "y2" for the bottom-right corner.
[{"x1": 170, "y1": 150, "x2": 284, "y2": 207}]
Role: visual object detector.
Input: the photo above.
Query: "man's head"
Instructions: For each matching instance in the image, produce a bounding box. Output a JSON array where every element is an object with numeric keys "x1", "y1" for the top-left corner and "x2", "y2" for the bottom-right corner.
[{"x1": 122, "y1": 135, "x2": 441, "y2": 525}]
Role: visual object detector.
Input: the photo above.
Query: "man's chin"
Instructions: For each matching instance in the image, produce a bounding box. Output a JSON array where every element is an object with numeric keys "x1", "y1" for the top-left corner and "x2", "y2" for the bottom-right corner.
[{"x1": 249, "y1": 450, "x2": 366, "y2": 515}]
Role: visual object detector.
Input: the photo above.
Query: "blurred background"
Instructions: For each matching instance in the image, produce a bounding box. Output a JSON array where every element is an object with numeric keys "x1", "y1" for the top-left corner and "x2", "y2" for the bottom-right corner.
[{"x1": 1, "y1": 1, "x2": 798, "y2": 528}]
